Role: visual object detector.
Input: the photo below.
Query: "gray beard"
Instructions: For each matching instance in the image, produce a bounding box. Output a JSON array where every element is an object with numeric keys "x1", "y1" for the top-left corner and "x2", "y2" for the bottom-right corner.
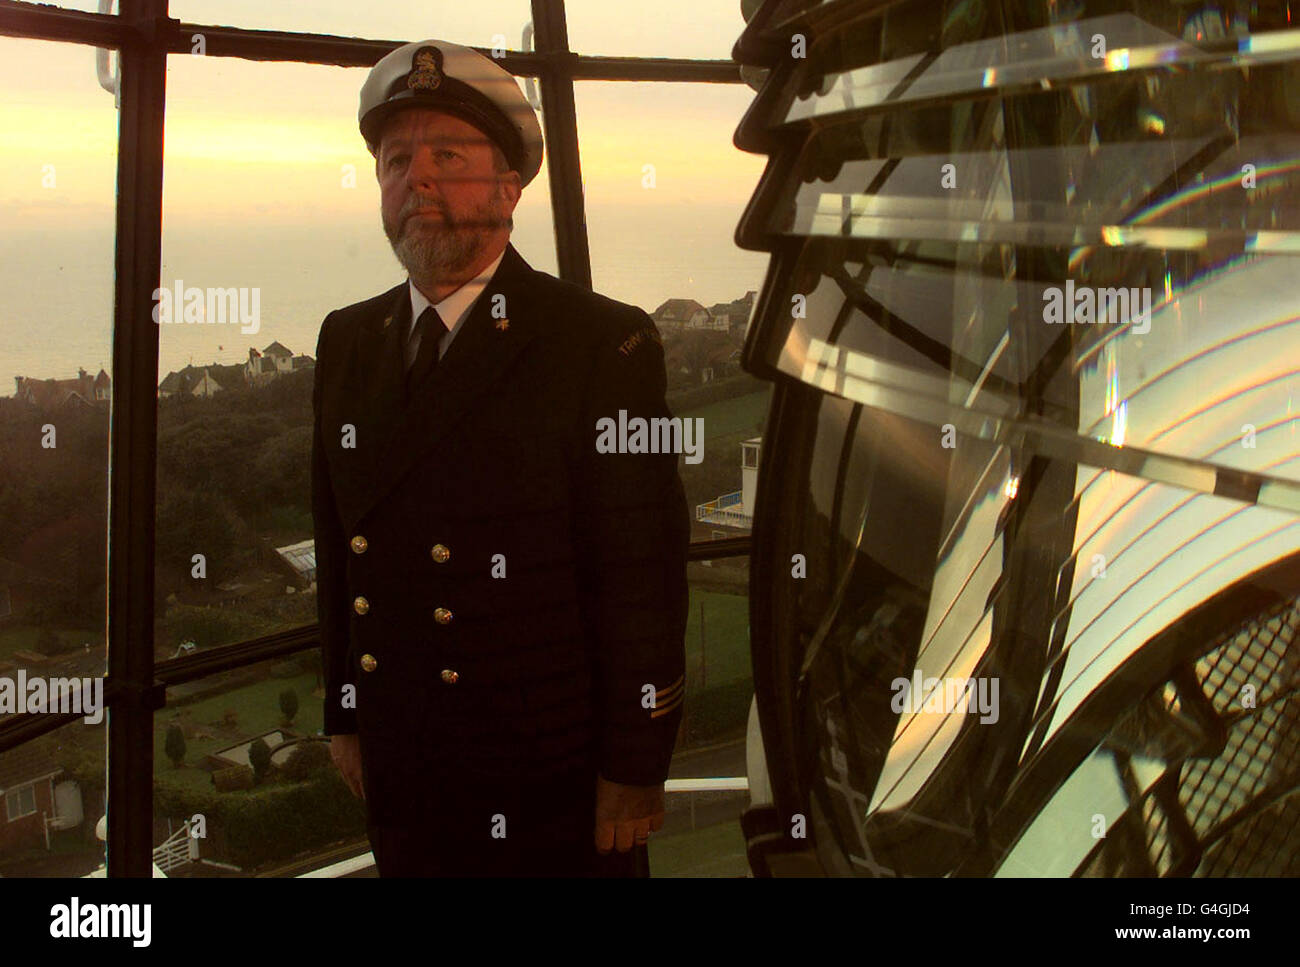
[
  {"x1": 384, "y1": 198, "x2": 506, "y2": 288},
  {"x1": 390, "y1": 229, "x2": 481, "y2": 287}
]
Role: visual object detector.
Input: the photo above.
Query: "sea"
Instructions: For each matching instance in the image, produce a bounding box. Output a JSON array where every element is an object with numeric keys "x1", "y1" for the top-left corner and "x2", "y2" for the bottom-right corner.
[{"x1": 1, "y1": 203, "x2": 771, "y2": 389}]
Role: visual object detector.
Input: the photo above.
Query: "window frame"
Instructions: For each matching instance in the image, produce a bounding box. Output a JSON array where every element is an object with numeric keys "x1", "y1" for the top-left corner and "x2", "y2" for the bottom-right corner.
[
  {"x1": 5, "y1": 783, "x2": 38, "y2": 822},
  {"x1": 0, "y1": 0, "x2": 754, "y2": 877}
]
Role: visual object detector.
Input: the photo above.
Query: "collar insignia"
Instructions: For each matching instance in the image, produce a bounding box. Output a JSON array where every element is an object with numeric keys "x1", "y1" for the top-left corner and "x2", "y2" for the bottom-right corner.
[{"x1": 495, "y1": 318, "x2": 510, "y2": 331}]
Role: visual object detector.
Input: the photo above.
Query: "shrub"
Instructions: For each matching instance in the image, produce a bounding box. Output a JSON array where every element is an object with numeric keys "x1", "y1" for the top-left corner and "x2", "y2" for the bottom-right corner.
[
  {"x1": 281, "y1": 740, "x2": 332, "y2": 782},
  {"x1": 279, "y1": 688, "x2": 299, "y2": 725},
  {"x1": 218, "y1": 771, "x2": 367, "y2": 869},
  {"x1": 164, "y1": 724, "x2": 186, "y2": 768},
  {"x1": 212, "y1": 766, "x2": 254, "y2": 792},
  {"x1": 248, "y1": 737, "x2": 271, "y2": 783}
]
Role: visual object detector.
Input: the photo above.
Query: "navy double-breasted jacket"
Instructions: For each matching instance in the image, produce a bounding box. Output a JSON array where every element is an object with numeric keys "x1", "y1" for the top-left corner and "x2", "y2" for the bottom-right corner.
[{"x1": 311, "y1": 242, "x2": 689, "y2": 825}]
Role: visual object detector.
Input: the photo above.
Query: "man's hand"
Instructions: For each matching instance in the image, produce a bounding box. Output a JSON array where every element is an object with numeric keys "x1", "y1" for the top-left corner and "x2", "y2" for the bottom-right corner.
[
  {"x1": 330, "y1": 734, "x2": 365, "y2": 799},
  {"x1": 594, "y1": 775, "x2": 664, "y2": 853}
]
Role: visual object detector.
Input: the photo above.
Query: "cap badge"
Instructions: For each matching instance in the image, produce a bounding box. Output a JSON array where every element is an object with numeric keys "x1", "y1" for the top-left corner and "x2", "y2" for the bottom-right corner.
[{"x1": 406, "y1": 46, "x2": 444, "y2": 92}]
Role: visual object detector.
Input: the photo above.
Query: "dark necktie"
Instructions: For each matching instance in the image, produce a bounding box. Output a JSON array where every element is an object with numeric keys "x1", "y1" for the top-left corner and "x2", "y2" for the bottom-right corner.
[{"x1": 405, "y1": 305, "x2": 445, "y2": 396}]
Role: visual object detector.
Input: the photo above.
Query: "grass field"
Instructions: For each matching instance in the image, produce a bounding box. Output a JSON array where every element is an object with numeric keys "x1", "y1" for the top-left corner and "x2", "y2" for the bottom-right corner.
[
  {"x1": 678, "y1": 390, "x2": 770, "y2": 440},
  {"x1": 684, "y1": 586, "x2": 750, "y2": 692},
  {"x1": 650, "y1": 818, "x2": 749, "y2": 877},
  {"x1": 0, "y1": 624, "x2": 101, "y2": 663},
  {"x1": 154, "y1": 667, "x2": 322, "y2": 793}
]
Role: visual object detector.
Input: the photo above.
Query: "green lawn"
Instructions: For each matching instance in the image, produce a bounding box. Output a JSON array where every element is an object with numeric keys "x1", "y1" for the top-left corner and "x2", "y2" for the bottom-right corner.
[
  {"x1": 684, "y1": 587, "x2": 750, "y2": 693},
  {"x1": 154, "y1": 668, "x2": 323, "y2": 793},
  {"x1": 679, "y1": 390, "x2": 768, "y2": 441},
  {"x1": 650, "y1": 820, "x2": 749, "y2": 877},
  {"x1": 0, "y1": 624, "x2": 102, "y2": 663}
]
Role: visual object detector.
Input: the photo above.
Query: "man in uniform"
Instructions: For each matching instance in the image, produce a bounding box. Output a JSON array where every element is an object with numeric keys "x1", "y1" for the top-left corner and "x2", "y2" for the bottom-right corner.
[{"x1": 311, "y1": 39, "x2": 689, "y2": 876}]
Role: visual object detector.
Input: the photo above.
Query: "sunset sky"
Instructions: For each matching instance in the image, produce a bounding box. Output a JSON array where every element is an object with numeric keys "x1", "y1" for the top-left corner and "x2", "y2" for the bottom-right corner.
[{"x1": 1, "y1": 1, "x2": 770, "y2": 380}]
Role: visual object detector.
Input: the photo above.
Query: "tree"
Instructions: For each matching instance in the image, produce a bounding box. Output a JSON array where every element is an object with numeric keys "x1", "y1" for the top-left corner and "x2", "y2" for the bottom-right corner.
[
  {"x1": 279, "y1": 688, "x2": 299, "y2": 726},
  {"x1": 248, "y1": 736, "x2": 271, "y2": 783},
  {"x1": 165, "y1": 724, "x2": 186, "y2": 768}
]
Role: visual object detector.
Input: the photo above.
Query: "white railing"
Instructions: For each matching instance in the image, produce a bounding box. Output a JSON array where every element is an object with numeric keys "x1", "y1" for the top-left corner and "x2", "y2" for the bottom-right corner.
[
  {"x1": 696, "y1": 507, "x2": 753, "y2": 528},
  {"x1": 153, "y1": 821, "x2": 200, "y2": 873}
]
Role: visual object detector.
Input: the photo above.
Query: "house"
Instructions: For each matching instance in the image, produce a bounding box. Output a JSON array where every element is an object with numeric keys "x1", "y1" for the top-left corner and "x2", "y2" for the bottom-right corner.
[
  {"x1": 652, "y1": 298, "x2": 711, "y2": 332},
  {"x1": 245, "y1": 341, "x2": 312, "y2": 385},
  {"x1": 699, "y1": 344, "x2": 743, "y2": 384},
  {"x1": 706, "y1": 303, "x2": 735, "y2": 332},
  {"x1": 706, "y1": 290, "x2": 757, "y2": 334},
  {"x1": 209, "y1": 363, "x2": 250, "y2": 391},
  {"x1": 695, "y1": 437, "x2": 761, "y2": 536},
  {"x1": 272, "y1": 539, "x2": 316, "y2": 587},
  {"x1": 13, "y1": 368, "x2": 111, "y2": 408},
  {"x1": 666, "y1": 328, "x2": 737, "y2": 385},
  {"x1": 158, "y1": 363, "x2": 246, "y2": 399},
  {"x1": 159, "y1": 367, "x2": 217, "y2": 399},
  {"x1": 0, "y1": 743, "x2": 80, "y2": 853}
]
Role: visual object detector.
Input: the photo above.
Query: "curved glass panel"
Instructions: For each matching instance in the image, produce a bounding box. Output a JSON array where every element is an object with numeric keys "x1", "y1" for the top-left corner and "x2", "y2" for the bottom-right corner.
[{"x1": 736, "y1": 0, "x2": 1300, "y2": 876}]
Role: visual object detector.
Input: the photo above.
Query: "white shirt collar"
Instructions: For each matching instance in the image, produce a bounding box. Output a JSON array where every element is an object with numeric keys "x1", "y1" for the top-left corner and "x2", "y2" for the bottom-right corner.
[{"x1": 407, "y1": 247, "x2": 507, "y2": 349}]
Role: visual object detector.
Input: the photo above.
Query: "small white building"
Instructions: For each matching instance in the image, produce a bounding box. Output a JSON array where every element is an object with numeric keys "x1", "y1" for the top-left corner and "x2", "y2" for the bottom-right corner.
[{"x1": 696, "y1": 437, "x2": 760, "y2": 534}]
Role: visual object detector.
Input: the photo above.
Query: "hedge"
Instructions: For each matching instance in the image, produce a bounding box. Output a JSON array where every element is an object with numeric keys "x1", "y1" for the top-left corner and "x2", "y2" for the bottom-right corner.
[{"x1": 154, "y1": 769, "x2": 366, "y2": 871}]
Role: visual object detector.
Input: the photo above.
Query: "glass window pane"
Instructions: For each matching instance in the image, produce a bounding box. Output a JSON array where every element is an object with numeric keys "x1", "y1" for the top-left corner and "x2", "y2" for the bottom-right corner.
[
  {"x1": 167, "y1": 1, "x2": 531, "y2": 51},
  {"x1": 566, "y1": 0, "x2": 749, "y2": 60},
  {"x1": 0, "y1": 37, "x2": 115, "y2": 708},
  {"x1": 655, "y1": 561, "x2": 752, "y2": 877},
  {"x1": 154, "y1": 54, "x2": 555, "y2": 654},
  {"x1": 153, "y1": 650, "x2": 367, "y2": 875},
  {"x1": 0, "y1": 719, "x2": 107, "y2": 877},
  {"x1": 575, "y1": 80, "x2": 769, "y2": 541}
]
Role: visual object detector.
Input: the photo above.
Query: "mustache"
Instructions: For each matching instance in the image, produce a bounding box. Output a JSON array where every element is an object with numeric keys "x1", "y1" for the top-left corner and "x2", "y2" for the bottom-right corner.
[{"x1": 399, "y1": 196, "x2": 451, "y2": 224}]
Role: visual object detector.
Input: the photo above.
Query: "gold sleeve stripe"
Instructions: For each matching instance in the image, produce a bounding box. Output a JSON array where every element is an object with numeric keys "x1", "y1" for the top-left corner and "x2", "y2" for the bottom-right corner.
[
  {"x1": 650, "y1": 693, "x2": 684, "y2": 719},
  {"x1": 654, "y1": 683, "x2": 685, "y2": 707},
  {"x1": 655, "y1": 675, "x2": 685, "y2": 697}
]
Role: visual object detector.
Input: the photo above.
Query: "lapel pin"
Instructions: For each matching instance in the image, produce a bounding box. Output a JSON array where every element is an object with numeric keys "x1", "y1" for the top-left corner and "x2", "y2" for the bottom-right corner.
[{"x1": 381, "y1": 314, "x2": 393, "y2": 330}]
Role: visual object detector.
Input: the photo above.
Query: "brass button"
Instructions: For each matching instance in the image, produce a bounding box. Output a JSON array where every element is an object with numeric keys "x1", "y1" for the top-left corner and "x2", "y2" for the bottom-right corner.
[
  {"x1": 350, "y1": 535, "x2": 368, "y2": 554},
  {"x1": 440, "y1": 669, "x2": 459, "y2": 685},
  {"x1": 360, "y1": 654, "x2": 377, "y2": 672},
  {"x1": 353, "y1": 596, "x2": 370, "y2": 615},
  {"x1": 430, "y1": 543, "x2": 450, "y2": 564},
  {"x1": 434, "y1": 607, "x2": 453, "y2": 625}
]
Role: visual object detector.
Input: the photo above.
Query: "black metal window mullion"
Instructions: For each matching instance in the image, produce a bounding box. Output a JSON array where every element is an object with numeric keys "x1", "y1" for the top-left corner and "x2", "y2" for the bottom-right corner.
[
  {"x1": 532, "y1": 0, "x2": 590, "y2": 289},
  {"x1": 106, "y1": 0, "x2": 168, "y2": 878}
]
